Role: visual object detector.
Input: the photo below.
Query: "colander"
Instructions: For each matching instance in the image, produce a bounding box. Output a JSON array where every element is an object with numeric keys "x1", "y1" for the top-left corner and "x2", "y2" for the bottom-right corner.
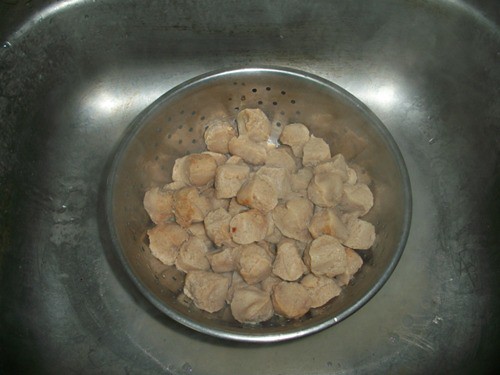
[{"x1": 105, "y1": 66, "x2": 411, "y2": 342}]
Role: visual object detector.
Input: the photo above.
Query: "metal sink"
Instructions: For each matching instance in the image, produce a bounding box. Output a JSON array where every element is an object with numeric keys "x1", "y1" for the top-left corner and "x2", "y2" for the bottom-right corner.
[{"x1": 1, "y1": 0, "x2": 498, "y2": 373}]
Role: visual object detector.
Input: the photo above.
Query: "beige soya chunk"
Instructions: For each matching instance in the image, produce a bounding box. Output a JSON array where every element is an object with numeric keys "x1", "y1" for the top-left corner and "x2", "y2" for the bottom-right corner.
[
  {"x1": 236, "y1": 108, "x2": 271, "y2": 142},
  {"x1": 272, "y1": 281, "x2": 312, "y2": 319},
  {"x1": 172, "y1": 154, "x2": 218, "y2": 187},
  {"x1": 256, "y1": 166, "x2": 291, "y2": 200},
  {"x1": 302, "y1": 135, "x2": 331, "y2": 167},
  {"x1": 237, "y1": 243, "x2": 273, "y2": 285},
  {"x1": 279, "y1": 123, "x2": 310, "y2": 158},
  {"x1": 260, "y1": 274, "x2": 281, "y2": 294},
  {"x1": 230, "y1": 209, "x2": 268, "y2": 245},
  {"x1": 200, "y1": 188, "x2": 230, "y2": 211},
  {"x1": 228, "y1": 135, "x2": 268, "y2": 165},
  {"x1": 336, "y1": 248, "x2": 363, "y2": 286},
  {"x1": 308, "y1": 208, "x2": 349, "y2": 242},
  {"x1": 175, "y1": 236, "x2": 211, "y2": 273},
  {"x1": 143, "y1": 186, "x2": 174, "y2": 224},
  {"x1": 342, "y1": 217, "x2": 376, "y2": 250},
  {"x1": 339, "y1": 183, "x2": 374, "y2": 217},
  {"x1": 226, "y1": 271, "x2": 247, "y2": 303},
  {"x1": 307, "y1": 170, "x2": 344, "y2": 208},
  {"x1": 230, "y1": 285, "x2": 274, "y2": 324},
  {"x1": 264, "y1": 214, "x2": 283, "y2": 244},
  {"x1": 207, "y1": 246, "x2": 238, "y2": 273},
  {"x1": 202, "y1": 151, "x2": 228, "y2": 166},
  {"x1": 272, "y1": 197, "x2": 314, "y2": 243},
  {"x1": 214, "y1": 162, "x2": 251, "y2": 199},
  {"x1": 290, "y1": 167, "x2": 313, "y2": 195},
  {"x1": 173, "y1": 186, "x2": 211, "y2": 228},
  {"x1": 272, "y1": 240, "x2": 308, "y2": 281},
  {"x1": 147, "y1": 222, "x2": 189, "y2": 265},
  {"x1": 203, "y1": 119, "x2": 237, "y2": 154},
  {"x1": 314, "y1": 154, "x2": 350, "y2": 181},
  {"x1": 228, "y1": 197, "x2": 248, "y2": 216},
  {"x1": 187, "y1": 223, "x2": 213, "y2": 249},
  {"x1": 304, "y1": 235, "x2": 347, "y2": 277},
  {"x1": 183, "y1": 270, "x2": 231, "y2": 313},
  {"x1": 204, "y1": 208, "x2": 232, "y2": 247},
  {"x1": 301, "y1": 274, "x2": 342, "y2": 308},
  {"x1": 236, "y1": 174, "x2": 278, "y2": 212},
  {"x1": 265, "y1": 146, "x2": 297, "y2": 173}
]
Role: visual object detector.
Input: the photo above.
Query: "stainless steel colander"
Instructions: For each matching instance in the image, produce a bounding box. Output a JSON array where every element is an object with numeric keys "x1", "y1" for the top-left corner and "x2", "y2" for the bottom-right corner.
[{"x1": 105, "y1": 66, "x2": 411, "y2": 342}]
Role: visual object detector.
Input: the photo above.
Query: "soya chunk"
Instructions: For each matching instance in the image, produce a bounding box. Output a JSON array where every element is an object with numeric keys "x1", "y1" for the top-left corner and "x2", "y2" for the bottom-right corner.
[
  {"x1": 272, "y1": 281, "x2": 312, "y2": 319},
  {"x1": 236, "y1": 175, "x2": 278, "y2": 212},
  {"x1": 143, "y1": 186, "x2": 174, "y2": 224},
  {"x1": 279, "y1": 123, "x2": 310, "y2": 158},
  {"x1": 314, "y1": 154, "x2": 349, "y2": 182},
  {"x1": 200, "y1": 188, "x2": 230, "y2": 211},
  {"x1": 214, "y1": 162, "x2": 250, "y2": 199},
  {"x1": 172, "y1": 154, "x2": 218, "y2": 187},
  {"x1": 185, "y1": 154, "x2": 218, "y2": 186},
  {"x1": 171, "y1": 155, "x2": 190, "y2": 185},
  {"x1": 304, "y1": 235, "x2": 347, "y2": 277},
  {"x1": 175, "y1": 236, "x2": 210, "y2": 273},
  {"x1": 307, "y1": 172, "x2": 344, "y2": 207},
  {"x1": 260, "y1": 274, "x2": 281, "y2": 294},
  {"x1": 301, "y1": 274, "x2": 341, "y2": 308},
  {"x1": 231, "y1": 285, "x2": 274, "y2": 324},
  {"x1": 228, "y1": 136, "x2": 268, "y2": 165},
  {"x1": 207, "y1": 247, "x2": 238, "y2": 273},
  {"x1": 302, "y1": 135, "x2": 331, "y2": 167},
  {"x1": 290, "y1": 167, "x2": 313, "y2": 195},
  {"x1": 187, "y1": 223, "x2": 213, "y2": 249},
  {"x1": 230, "y1": 209, "x2": 268, "y2": 245},
  {"x1": 202, "y1": 151, "x2": 228, "y2": 166},
  {"x1": 226, "y1": 271, "x2": 247, "y2": 303},
  {"x1": 265, "y1": 224, "x2": 283, "y2": 244},
  {"x1": 147, "y1": 223, "x2": 189, "y2": 265},
  {"x1": 265, "y1": 147, "x2": 297, "y2": 173},
  {"x1": 204, "y1": 120, "x2": 237, "y2": 154},
  {"x1": 236, "y1": 108, "x2": 271, "y2": 142},
  {"x1": 272, "y1": 197, "x2": 313, "y2": 243},
  {"x1": 308, "y1": 208, "x2": 349, "y2": 242},
  {"x1": 173, "y1": 186, "x2": 211, "y2": 228},
  {"x1": 237, "y1": 243, "x2": 273, "y2": 284},
  {"x1": 342, "y1": 218, "x2": 376, "y2": 250},
  {"x1": 256, "y1": 166, "x2": 291, "y2": 199},
  {"x1": 336, "y1": 248, "x2": 363, "y2": 286},
  {"x1": 183, "y1": 270, "x2": 230, "y2": 313},
  {"x1": 339, "y1": 183, "x2": 374, "y2": 216},
  {"x1": 204, "y1": 208, "x2": 232, "y2": 247},
  {"x1": 272, "y1": 240, "x2": 307, "y2": 281}
]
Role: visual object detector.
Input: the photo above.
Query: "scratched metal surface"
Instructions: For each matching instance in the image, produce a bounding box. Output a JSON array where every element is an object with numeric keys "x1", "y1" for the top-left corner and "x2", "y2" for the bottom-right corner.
[{"x1": 0, "y1": 0, "x2": 499, "y2": 374}]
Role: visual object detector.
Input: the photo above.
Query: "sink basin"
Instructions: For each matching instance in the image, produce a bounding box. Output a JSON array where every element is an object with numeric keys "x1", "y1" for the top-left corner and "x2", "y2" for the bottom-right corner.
[{"x1": 0, "y1": 0, "x2": 498, "y2": 373}]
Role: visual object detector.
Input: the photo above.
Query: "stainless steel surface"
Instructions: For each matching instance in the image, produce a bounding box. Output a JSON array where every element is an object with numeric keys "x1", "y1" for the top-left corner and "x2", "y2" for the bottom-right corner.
[
  {"x1": 0, "y1": 0, "x2": 498, "y2": 372},
  {"x1": 107, "y1": 67, "x2": 411, "y2": 342}
]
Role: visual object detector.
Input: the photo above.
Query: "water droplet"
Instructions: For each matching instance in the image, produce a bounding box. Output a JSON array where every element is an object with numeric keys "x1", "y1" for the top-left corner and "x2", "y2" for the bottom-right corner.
[
  {"x1": 181, "y1": 362, "x2": 193, "y2": 373},
  {"x1": 428, "y1": 137, "x2": 435, "y2": 144},
  {"x1": 432, "y1": 316, "x2": 443, "y2": 324},
  {"x1": 388, "y1": 333, "x2": 400, "y2": 344},
  {"x1": 2, "y1": 41, "x2": 12, "y2": 49}
]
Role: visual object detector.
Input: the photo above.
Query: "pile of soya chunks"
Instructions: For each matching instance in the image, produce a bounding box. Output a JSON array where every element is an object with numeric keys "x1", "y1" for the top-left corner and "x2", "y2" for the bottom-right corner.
[{"x1": 143, "y1": 108, "x2": 375, "y2": 323}]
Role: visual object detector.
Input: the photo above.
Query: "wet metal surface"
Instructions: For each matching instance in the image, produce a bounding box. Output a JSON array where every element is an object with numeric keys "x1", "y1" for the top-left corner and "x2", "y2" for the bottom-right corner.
[{"x1": 1, "y1": 0, "x2": 499, "y2": 373}]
